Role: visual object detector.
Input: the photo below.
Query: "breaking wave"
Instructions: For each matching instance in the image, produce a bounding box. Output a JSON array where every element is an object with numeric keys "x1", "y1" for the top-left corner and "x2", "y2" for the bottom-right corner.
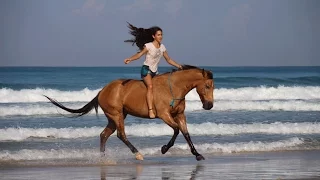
[{"x1": 1, "y1": 122, "x2": 319, "y2": 141}]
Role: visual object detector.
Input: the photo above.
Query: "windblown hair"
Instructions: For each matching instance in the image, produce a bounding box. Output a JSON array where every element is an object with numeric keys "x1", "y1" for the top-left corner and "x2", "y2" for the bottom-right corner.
[{"x1": 124, "y1": 22, "x2": 162, "y2": 51}]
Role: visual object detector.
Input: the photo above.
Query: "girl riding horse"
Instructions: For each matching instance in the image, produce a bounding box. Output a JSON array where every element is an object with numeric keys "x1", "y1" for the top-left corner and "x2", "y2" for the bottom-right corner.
[{"x1": 124, "y1": 23, "x2": 182, "y2": 118}]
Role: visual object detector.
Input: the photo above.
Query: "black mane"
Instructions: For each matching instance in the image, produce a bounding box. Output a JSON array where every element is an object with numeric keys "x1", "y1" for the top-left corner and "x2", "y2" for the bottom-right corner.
[
  {"x1": 180, "y1": 64, "x2": 199, "y2": 70},
  {"x1": 164, "y1": 64, "x2": 213, "y2": 79}
]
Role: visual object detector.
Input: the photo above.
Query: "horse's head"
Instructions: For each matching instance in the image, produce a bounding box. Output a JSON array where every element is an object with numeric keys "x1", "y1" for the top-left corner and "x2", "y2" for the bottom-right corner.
[
  {"x1": 195, "y1": 69, "x2": 214, "y2": 110},
  {"x1": 168, "y1": 65, "x2": 214, "y2": 110}
]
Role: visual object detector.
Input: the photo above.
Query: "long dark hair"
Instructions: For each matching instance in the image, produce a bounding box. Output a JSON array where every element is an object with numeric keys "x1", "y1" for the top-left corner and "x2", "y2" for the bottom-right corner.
[{"x1": 124, "y1": 22, "x2": 162, "y2": 51}]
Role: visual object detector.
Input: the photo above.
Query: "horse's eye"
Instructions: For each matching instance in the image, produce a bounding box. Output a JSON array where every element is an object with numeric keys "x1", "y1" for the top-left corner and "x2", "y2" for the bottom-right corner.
[{"x1": 205, "y1": 85, "x2": 210, "y2": 89}]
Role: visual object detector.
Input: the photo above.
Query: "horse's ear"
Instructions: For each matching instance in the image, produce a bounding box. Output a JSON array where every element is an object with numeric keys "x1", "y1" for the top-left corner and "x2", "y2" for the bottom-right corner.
[
  {"x1": 208, "y1": 70, "x2": 213, "y2": 79},
  {"x1": 202, "y1": 69, "x2": 213, "y2": 79}
]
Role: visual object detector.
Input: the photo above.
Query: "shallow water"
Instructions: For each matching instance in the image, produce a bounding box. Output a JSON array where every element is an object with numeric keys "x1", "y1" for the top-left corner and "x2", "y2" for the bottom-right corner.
[
  {"x1": 0, "y1": 66, "x2": 320, "y2": 168},
  {"x1": 1, "y1": 151, "x2": 320, "y2": 180}
]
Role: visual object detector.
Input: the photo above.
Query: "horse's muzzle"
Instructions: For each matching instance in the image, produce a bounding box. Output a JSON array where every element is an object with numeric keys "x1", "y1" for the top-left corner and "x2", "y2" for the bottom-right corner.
[{"x1": 203, "y1": 101, "x2": 213, "y2": 110}]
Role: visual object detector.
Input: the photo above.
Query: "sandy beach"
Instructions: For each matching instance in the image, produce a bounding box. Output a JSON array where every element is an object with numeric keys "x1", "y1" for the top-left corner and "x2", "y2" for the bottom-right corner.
[{"x1": 1, "y1": 150, "x2": 320, "y2": 180}]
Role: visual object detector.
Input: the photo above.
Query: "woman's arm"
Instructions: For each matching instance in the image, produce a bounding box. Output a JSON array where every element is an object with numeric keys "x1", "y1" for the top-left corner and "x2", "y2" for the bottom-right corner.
[
  {"x1": 163, "y1": 51, "x2": 182, "y2": 69},
  {"x1": 124, "y1": 47, "x2": 148, "y2": 64}
]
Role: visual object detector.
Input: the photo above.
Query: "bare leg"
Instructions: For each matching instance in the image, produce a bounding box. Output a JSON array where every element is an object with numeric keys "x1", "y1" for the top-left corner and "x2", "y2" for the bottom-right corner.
[
  {"x1": 177, "y1": 114, "x2": 205, "y2": 161},
  {"x1": 143, "y1": 74, "x2": 155, "y2": 118},
  {"x1": 100, "y1": 118, "x2": 116, "y2": 153}
]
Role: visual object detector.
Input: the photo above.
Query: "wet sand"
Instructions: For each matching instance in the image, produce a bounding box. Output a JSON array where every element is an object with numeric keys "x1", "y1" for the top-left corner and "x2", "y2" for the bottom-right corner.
[{"x1": 1, "y1": 150, "x2": 320, "y2": 180}]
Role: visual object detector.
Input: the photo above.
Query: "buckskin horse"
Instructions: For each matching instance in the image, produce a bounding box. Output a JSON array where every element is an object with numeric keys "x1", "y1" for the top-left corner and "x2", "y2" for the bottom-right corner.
[{"x1": 44, "y1": 65, "x2": 214, "y2": 161}]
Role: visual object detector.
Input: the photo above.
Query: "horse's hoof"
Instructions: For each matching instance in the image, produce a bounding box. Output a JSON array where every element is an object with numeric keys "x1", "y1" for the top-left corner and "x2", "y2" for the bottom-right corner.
[
  {"x1": 196, "y1": 154, "x2": 205, "y2": 161},
  {"x1": 135, "y1": 152, "x2": 144, "y2": 161},
  {"x1": 161, "y1": 145, "x2": 168, "y2": 154},
  {"x1": 100, "y1": 152, "x2": 105, "y2": 157}
]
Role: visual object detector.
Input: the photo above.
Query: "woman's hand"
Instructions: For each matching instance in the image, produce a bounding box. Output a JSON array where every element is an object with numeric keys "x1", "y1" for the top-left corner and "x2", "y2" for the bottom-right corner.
[
  {"x1": 124, "y1": 58, "x2": 131, "y2": 64},
  {"x1": 124, "y1": 47, "x2": 148, "y2": 64}
]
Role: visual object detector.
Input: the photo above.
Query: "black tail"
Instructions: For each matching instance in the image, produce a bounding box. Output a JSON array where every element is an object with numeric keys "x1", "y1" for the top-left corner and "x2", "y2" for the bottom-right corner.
[{"x1": 44, "y1": 93, "x2": 100, "y2": 117}]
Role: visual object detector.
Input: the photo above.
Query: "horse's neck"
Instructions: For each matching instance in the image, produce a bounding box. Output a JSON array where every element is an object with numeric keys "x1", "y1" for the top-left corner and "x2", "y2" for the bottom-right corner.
[{"x1": 169, "y1": 71, "x2": 201, "y2": 97}]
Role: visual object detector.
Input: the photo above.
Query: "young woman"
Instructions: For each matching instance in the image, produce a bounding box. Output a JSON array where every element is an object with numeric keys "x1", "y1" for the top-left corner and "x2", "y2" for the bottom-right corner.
[{"x1": 124, "y1": 23, "x2": 182, "y2": 119}]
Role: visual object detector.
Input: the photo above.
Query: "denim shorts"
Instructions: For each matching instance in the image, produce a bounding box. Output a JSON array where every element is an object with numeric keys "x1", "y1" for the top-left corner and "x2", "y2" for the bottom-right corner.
[{"x1": 141, "y1": 65, "x2": 158, "y2": 78}]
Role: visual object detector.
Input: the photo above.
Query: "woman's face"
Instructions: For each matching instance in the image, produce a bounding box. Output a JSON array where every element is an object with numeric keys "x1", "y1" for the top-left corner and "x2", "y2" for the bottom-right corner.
[{"x1": 153, "y1": 30, "x2": 163, "y2": 43}]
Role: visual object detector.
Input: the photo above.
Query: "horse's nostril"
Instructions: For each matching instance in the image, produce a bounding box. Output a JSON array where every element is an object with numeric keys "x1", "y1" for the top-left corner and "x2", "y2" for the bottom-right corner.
[{"x1": 203, "y1": 101, "x2": 213, "y2": 110}]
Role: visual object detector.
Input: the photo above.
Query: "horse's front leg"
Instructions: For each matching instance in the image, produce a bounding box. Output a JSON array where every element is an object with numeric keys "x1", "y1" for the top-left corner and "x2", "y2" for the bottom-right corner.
[
  {"x1": 158, "y1": 112, "x2": 179, "y2": 154},
  {"x1": 177, "y1": 114, "x2": 205, "y2": 161},
  {"x1": 161, "y1": 127, "x2": 179, "y2": 154}
]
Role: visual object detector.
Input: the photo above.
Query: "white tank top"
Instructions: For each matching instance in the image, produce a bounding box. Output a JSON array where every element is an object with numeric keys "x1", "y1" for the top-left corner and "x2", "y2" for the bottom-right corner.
[{"x1": 143, "y1": 42, "x2": 166, "y2": 72}]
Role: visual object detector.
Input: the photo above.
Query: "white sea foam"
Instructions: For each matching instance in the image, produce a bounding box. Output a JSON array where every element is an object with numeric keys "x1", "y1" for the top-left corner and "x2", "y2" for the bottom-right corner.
[
  {"x1": 1, "y1": 122, "x2": 319, "y2": 141},
  {"x1": 0, "y1": 99, "x2": 319, "y2": 117},
  {"x1": 0, "y1": 138, "x2": 304, "y2": 161},
  {"x1": 0, "y1": 87, "x2": 100, "y2": 103},
  {"x1": 215, "y1": 86, "x2": 320, "y2": 101},
  {"x1": 0, "y1": 86, "x2": 319, "y2": 103},
  {"x1": 0, "y1": 149, "x2": 103, "y2": 161},
  {"x1": 0, "y1": 103, "x2": 90, "y2": 116},
  {"x1": 0, "y1": 86, "x2": 319, "y2": 116},
  {"x1": 142, "y1": 137, "x2": 304, "y2": 155}
]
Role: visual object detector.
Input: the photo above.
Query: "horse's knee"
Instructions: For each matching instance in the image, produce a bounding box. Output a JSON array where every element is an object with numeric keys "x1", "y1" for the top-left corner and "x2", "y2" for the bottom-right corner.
[
  {"x1": 174, "y1": 128, "x2": 180, "y2": 133},
  {"x1": 117, "y1": 131, "x2": 126, "y2": 141}
]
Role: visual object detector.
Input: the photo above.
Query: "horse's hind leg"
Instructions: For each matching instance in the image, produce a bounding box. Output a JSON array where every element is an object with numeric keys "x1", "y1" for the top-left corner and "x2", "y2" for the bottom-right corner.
[
  {"x1": 100, "y1": 118, "x2": 116, "y2": 153},
  {"x1": 114, "y1": 113, "x2": 143, "y2": 160}
]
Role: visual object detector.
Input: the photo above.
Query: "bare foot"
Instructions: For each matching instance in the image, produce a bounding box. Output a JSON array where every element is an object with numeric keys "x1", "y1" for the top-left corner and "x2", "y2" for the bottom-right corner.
[{"x1": 149, "y1": 109, "x2": 155, "y2": 119}]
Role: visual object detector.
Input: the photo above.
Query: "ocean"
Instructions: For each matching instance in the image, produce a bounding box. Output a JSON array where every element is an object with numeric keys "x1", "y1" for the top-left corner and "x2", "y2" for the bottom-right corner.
[{"x1": 0, "y1": 66, "x2": 319, "y2": 167}]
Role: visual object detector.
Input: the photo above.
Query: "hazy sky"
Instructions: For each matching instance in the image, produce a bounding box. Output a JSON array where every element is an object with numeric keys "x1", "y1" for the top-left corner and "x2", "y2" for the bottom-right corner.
[{"x1": 1, "y1": 0, "x2": 319, "y2": 67}]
